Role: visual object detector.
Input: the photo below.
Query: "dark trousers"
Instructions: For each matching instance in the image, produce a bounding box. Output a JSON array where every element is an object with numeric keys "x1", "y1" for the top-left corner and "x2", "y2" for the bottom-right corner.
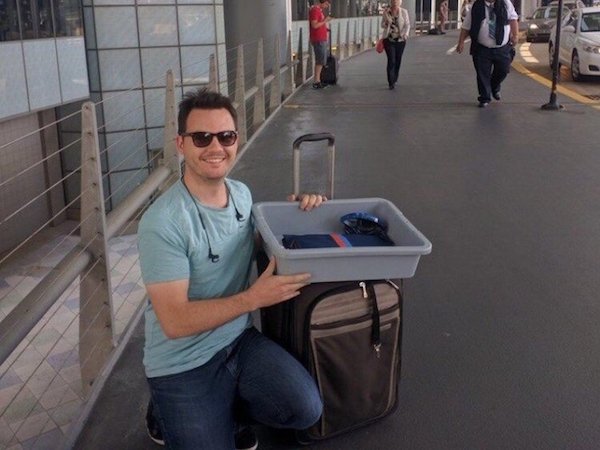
[
  {"x1": 384, "y1": 39, "x2": 407, "y2": 86},
  {"x1": 471, "y1": 43, "x2": 513, "y2": 102}
]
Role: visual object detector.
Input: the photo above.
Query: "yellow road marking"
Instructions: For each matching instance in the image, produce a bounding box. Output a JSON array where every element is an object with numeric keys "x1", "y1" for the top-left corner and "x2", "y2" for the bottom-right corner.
[{"x1": 512, "y1": 61, "x2": 600, "y2": 110}]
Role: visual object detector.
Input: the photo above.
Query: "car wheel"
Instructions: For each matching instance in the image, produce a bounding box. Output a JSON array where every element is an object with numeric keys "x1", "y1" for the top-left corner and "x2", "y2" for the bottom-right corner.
[
  {"x1": 571, "y1": 51, "x2": 583, "y2": 82},
  {"x1": 526, "y1": 35, "x2": 532, "y2": 43}
]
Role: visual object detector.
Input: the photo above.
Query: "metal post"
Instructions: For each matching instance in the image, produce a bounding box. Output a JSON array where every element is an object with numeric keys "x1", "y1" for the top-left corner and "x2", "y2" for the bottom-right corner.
[
  {"x1": 295, "y1": 27, "x2": 305, "y2": 86},
  {"x1": 355, "y1": 19, "x2": 360, "y2": 53},
  {"x1": 346, "y1": 20, "x2": 352, "y2": 57},
  {"x1": 542, "y1": 0, "x2": 565, "y2": 111},
  {"x1": 209, "y1": 53, "x2": 218, "y2": 92},
  {"x1": 270, "y1": 34, "x2": 282, "y2": 110},
  {"x1": 253, "y1": 38, "x2": 266, "y2": 128},
  {"x1": 79, "y1": 101, "x2": 115, "y2": 395},
  {"x1": 306, "y1": 38, "x2": 314, "y2": 80},
  {"x1": 284, "y1": 31, "x2": 294, "y2": 97},
  {"x1": 337, "y1": 22, "x2": 342, "y2": 59},
  {"x1": 362, "y1": 19, "x2": 367, "y2": 50},
  {"x1": 420, "y1": 0, "x2": 425, "y2": 34},
  {"x1": 160, "y1": 70, "x2": 181, "y2": 194},
  {"x1": 235, "y1": 45, "x2": 247, "y2": 145}
]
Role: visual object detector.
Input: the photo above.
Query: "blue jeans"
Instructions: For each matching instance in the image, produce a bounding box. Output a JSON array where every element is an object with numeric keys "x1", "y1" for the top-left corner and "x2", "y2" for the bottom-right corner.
[{"x1": 147, "y1": 327, "x2": 323, "y2": 450}]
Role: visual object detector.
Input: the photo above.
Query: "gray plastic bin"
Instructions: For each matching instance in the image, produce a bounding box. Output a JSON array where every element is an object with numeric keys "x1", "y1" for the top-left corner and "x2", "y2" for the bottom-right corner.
[{"x1": 252, "y1": 198, "x2": 432, "y2": 282}]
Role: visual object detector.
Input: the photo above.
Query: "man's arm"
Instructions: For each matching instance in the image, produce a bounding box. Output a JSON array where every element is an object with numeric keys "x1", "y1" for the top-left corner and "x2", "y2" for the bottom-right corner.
[
  {"x1": 148, "y1": 192, "x2": 327, "y2": 339},
  {"x1": 310, "y1": 8, "x2": 332, "y2": 30},
  {"x1": 147, "y1": 257, "x2": 309, "y2": 339},
  {"x1": 456, "y1": 28, "x2": 470, "y2": 53},
  {"x1": 509, "y1": 19, "x2": 518, "y2": 45},
  {"x1": 311, "y1": 16, "x2": 331, "y2": 29}
]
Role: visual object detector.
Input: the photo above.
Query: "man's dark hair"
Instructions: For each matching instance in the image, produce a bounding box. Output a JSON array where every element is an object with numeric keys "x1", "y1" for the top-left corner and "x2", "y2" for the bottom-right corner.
[{"x1": 177, "y1": 88, "x2": 238, "y2": 134}]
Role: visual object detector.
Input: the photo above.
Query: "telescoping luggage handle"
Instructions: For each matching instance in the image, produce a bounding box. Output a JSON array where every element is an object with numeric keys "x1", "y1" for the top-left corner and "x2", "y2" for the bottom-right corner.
[{"x1": 292, "y1": 132, "x2": 335, "y2": 200}]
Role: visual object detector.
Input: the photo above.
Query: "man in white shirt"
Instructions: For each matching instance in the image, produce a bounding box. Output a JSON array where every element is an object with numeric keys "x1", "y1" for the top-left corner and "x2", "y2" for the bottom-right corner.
[{"x1": 456, "y1": 0, "x2": 518, "y2": 107}]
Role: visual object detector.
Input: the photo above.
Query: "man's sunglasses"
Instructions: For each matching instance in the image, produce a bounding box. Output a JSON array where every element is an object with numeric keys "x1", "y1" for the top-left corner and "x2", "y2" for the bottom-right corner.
[{"x1": 180, "y1": 130, "x2": 238, "y2": 148}]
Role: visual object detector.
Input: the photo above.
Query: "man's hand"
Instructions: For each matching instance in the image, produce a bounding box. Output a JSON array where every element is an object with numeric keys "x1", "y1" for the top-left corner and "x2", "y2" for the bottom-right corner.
[
  {"x1": 286, "y1": 193, "x2": 328, "y2": 211},
  {"x1": 456, "y1": 41, "x2": 464, "y2": 54},
  {"x1": 245, "y1": 257, "x2": 310, "y2": 309}
]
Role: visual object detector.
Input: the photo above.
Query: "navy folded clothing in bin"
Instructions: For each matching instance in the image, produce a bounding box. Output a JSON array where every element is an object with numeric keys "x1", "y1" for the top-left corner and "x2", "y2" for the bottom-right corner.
[
  {"x1": 252, "y1": 198, "x2": 432, "y2": 282},
  {"x1": 282, "y1": 233, "x2": 395, "y2": 249}
]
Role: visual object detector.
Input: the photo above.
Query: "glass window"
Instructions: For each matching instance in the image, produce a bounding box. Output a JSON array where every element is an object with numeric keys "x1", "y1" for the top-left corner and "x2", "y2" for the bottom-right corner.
[
  {"x1": 581, "y1": 12, "x2": 600, "y2": 31},
  {"x1": 19, "y1": 0, "x2": 54, "y2": 39},
  {"x1": 0, "y1": 0, "x2": 21, "y2": 41},
  {"x1": 548, "y1": 7, "x2": 557, "y2": 18},
  {"x1": 54, "y1": 0, "x2": 83, "y2": 36},
  {"x1": 291, "y1": 0, "x2": 379, "y2": 20}
]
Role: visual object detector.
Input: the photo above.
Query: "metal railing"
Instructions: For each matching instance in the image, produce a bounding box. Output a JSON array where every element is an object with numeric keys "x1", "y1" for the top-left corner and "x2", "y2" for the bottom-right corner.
[{"x1": 0, "y1": 18, "x2": 380, "y2": 449}]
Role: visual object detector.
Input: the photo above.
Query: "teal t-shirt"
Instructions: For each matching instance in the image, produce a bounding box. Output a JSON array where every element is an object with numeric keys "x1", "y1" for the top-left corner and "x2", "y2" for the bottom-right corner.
[{"x1": 138, "y1": 179, "x2": 254, "y2": 378}]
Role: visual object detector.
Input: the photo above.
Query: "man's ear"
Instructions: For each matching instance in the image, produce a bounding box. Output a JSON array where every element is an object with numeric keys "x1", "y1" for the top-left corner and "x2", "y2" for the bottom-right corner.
[{"x1": 175, "y1": 135, "x2": 184, "y2": 154}]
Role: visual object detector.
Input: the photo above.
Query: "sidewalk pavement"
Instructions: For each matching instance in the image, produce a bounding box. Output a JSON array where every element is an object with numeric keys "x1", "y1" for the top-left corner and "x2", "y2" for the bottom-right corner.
[{"x1": 74, "y1": 31, "x2": 600, "y2": 450}]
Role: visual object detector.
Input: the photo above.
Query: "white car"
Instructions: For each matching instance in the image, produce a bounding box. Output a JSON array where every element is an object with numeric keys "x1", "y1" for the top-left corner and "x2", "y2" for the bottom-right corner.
[
  {"x1": 547, "y1": 0, "x2": 585, "y2": 10},
  {"x1": 548, "y1": 6, "x2": 600, "y2": 81}
]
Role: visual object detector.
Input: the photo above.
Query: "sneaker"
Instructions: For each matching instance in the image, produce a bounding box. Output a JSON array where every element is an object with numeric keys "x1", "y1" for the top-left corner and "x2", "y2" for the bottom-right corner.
[
  {"x1": 146, "y1": 402, "x2": 165, "y2": 446},
  {"x1": 235, "y1": 427, "x2": 258, "y2": 450}
]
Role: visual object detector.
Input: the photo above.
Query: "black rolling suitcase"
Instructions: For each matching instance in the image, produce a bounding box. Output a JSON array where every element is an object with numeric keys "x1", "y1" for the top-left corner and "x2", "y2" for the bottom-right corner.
[
  {"x1": 321, "y1": 29, "x2": 338, "y2": 85},
  {"x1": 261, "y1": 278, "x2": 403, "y2": 442},
  {"x1": 259, "y1": 133, "x2": 403, "y2": 442}
]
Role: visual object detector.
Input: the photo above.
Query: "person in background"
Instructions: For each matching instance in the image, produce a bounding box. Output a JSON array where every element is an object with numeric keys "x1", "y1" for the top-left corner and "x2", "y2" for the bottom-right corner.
[
  {"x1": 309, "y1": 0, "x2": 333, "y2": 89},
  {"x1": 438, "y1": 0, "x2": 449, "y2": 34},
  {"x1": 461, "y1": 0, "x2": 472, "y2": 20},
  {"x1": 381, "y1": 0, "x2": 410, "y2": 90},
  {"x1": 139, "y1": 88, "x2": 325, "y2": 450},
  {"x1": 456, "y1": 0, "x2": 518, "y2": 107}
]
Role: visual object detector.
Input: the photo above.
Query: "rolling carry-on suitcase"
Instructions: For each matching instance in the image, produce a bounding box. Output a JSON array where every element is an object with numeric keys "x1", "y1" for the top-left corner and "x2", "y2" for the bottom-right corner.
[
  {"x1": 259, "y1": 133, "x2": 403, "y2": 442},
  {"x1": 321, "y1": 30, "x2": 338, "y2": 85}
]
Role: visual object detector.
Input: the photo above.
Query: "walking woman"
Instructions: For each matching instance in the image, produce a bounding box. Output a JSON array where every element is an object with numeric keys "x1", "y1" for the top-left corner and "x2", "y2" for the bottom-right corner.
[{"x1": 381, "y1": 0, "x2": 410, "y2": 90}]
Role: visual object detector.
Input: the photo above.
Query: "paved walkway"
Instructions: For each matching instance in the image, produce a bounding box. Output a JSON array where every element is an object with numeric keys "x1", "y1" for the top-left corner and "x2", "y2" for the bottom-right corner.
[{"x1": 74, "y1": 31, "x2": 600, "y2": 450}]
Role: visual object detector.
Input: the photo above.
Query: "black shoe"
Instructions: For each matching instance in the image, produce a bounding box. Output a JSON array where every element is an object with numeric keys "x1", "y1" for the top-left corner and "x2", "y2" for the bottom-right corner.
[
  {"x1": 146, "y1": 402, "x2": 165, "y2": 446},
  {"x1": 492, "y1": 91, "x2": 501, "y2": 101},
  {"x1": 312, "y1": 82, "x2": 325, "y2": 89},
  {"x1": 389, "y1": 84, "x2": 395, "y2": 90},
  {"x1": 478, "y1": 101, "x2": 489, "y2": 108},
  {"x1": 235, "y1": 427, "x2": 258, "y2": 450}
]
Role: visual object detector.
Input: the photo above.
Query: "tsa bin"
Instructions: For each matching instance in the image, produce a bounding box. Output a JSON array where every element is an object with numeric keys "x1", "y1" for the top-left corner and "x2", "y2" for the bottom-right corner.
[{"x1": 252, "y1": 198, "x2": 432, "y2": 283}]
